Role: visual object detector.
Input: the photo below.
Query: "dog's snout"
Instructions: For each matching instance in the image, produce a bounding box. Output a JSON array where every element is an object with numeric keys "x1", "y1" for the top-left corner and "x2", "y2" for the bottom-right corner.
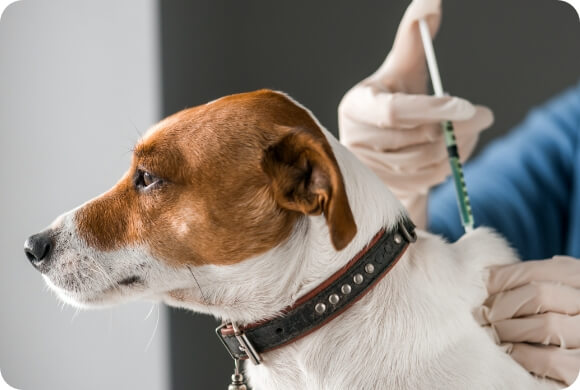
[{"x1": 24, "y1": 231, "x2": 54, "y2": 271}]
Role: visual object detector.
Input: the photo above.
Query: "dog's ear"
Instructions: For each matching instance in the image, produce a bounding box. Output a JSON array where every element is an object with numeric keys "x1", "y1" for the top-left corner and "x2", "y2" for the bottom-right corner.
[{"x1": 262, "y1": 129, "x2": 357, "y2": 250}]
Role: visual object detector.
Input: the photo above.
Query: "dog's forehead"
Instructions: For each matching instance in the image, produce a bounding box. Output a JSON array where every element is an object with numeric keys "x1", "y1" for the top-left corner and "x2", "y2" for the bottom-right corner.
[{"x1": 139, "y1": 90, "x2": 321, "y2": 154}]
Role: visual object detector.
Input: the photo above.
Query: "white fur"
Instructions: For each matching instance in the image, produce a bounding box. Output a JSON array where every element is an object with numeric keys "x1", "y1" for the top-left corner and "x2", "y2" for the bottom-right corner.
[{"x1": 41, "y1": 95, "x2": 562, "y2": 389}]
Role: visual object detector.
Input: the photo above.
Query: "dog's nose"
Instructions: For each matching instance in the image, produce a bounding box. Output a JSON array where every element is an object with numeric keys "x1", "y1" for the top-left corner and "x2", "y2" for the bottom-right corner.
[{"x1": 24, "y1": 231, "x2": 53, "y2": 270}]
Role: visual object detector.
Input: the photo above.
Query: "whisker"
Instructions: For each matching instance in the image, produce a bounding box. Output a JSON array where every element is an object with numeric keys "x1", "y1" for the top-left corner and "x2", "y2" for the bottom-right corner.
[
  {"x1": 145, "y1": 302, "x2": 155, "y2": 320},
  {"x1": 145, "y1": 304, "x2": 160, "y2": 352},
  {"x1": 71, "y1": 308, "x2": 80, "y2": 323},
  {"x1": 187, "y1": 265, "x2": 208, "y2": 305},
  {"x1": 88, "y1": 260, "x2": 119, "y2": 292}
]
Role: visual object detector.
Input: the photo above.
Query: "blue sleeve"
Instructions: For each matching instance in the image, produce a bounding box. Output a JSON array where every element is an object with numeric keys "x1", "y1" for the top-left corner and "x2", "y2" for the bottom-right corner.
[{"x1": 428, "y1": 83, "x2": 580, "y2": 260}]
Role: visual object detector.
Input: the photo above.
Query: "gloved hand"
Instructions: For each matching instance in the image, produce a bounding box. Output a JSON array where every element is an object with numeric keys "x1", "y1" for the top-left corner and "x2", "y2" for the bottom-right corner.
[
  {"x1": 474, "y1": 256, "x2": 580, "y2": 385},
  {"x1": 338, "y1": 0, "x2": 493, "y2": 228}
]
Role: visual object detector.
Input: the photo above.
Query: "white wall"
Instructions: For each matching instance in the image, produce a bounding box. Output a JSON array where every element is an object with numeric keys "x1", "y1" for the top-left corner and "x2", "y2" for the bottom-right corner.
[{"x1": 0, "y1": 1, "x2": 169, "y2": 389}]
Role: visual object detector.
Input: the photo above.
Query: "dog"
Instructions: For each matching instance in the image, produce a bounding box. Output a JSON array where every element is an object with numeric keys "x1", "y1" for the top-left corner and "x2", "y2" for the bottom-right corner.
[{"x1": 24, "y1": 90, "x2": 560, "y2": 389}]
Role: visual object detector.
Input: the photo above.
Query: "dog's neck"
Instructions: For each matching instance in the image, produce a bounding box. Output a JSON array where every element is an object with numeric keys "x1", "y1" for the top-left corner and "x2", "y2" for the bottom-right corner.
[
  {"x1": 166, "y1": 129, "x2": 408, "y2": 326},
  {"x1": 291, "y1": 132, "x2": 407, "y2": 298}
]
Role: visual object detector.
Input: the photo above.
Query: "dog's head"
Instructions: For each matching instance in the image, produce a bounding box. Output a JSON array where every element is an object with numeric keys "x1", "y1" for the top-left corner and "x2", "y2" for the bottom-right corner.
[{"x1": 24, "y1": 90, "x2": 357, "y2": 311}]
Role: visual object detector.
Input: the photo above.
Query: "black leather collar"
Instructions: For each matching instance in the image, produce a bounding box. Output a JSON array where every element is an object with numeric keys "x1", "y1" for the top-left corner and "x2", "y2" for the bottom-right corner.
[{"x1": 216, "y1": 217, "x2": 416, "y2": 364}]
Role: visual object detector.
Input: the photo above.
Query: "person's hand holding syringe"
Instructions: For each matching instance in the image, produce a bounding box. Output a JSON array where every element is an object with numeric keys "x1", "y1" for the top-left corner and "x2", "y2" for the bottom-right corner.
[{"x1": 339, "y1": 0, "x2": 491, "y2": 230}]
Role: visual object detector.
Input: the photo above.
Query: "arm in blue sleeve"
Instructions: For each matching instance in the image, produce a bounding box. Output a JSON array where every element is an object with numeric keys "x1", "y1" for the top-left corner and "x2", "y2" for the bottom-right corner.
[{"x1": 428, "y1": 83, "x2": 580, "y2": 260}]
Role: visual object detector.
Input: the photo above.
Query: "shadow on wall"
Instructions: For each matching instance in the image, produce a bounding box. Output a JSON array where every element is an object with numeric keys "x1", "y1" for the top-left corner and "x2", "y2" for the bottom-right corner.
[{"x1": 160, "y1": 1, "x2": 580, "y2": 389}]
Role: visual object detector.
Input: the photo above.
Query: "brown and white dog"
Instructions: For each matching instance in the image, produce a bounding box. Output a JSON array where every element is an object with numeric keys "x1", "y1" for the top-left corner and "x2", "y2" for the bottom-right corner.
[{"x1": 24, "y1": 90, "x2": 560, "y2": 389}]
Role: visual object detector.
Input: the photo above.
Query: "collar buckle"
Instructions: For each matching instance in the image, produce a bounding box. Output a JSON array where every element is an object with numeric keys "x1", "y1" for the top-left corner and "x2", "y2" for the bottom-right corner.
[
  {"x1": 398, "y1": 219, "x2": 417, "y2": 243},
  {"x1": 215, "y1": 323, "x2": 262, "y2": 365}
]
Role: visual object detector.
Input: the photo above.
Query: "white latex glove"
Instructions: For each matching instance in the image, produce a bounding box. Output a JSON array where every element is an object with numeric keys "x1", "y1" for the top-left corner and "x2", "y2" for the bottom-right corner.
[
  {"x1": 474, "y1": 256, "x2": 580, "y2": 386},
  {"x1": 338, "y1": 0, "x2": 493, "y2": 228}
]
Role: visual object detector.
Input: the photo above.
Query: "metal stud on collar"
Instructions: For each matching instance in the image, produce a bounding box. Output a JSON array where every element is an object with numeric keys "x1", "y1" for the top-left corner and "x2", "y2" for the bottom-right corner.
[
  {"x1": 341, "y1": 284, "x2": 352, "y2": 294},
  {"x1": 328, "y1": 294, "x2": 340, "y2": 305}
]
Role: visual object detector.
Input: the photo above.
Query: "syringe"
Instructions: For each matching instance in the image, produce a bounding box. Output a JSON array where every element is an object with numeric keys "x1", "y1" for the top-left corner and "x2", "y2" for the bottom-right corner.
[{"x1": 418, "y1": 18, "x2": 474, "y2": 233}]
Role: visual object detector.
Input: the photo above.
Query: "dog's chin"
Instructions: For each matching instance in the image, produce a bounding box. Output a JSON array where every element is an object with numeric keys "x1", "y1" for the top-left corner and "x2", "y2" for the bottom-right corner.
[{"x1": 42, "y1": 275, "x2": 146, "y2": 309}]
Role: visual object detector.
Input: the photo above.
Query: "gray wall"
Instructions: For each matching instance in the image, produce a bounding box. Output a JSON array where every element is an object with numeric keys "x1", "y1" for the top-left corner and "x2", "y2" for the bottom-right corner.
[{"x1": 0, "y1": 1, "x2": 168, "y2": 389}]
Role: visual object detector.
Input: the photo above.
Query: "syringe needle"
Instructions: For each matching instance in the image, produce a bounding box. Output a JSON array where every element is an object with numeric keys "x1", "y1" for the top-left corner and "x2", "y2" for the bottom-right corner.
[{"x1": 418, "y1": 18, "x2": 474, "y2": 232}]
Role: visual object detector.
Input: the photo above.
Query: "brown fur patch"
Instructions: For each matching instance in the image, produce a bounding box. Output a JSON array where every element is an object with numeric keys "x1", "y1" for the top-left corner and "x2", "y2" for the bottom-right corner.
[{"x1": 75, "y1": 90, "x2": 356, "y2": 266}]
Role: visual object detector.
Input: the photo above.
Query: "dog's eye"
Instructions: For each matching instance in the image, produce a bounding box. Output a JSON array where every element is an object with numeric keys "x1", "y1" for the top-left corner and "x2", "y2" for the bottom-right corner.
[
  {"x1": 142, "y1": 172, "x2": 155, "y2": 187},
  {"x1": 135, "y1": 169, "x2": 161, "y2": 190}
]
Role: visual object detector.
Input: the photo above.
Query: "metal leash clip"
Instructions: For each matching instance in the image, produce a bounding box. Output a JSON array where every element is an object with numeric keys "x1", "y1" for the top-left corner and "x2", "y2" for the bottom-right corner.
[
  {"x1": 216, "y1": 322, "x2": 259, "y2": 389},
  {"x1": 227, "y1": 358, "x2": 248, "y2": 390}
]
